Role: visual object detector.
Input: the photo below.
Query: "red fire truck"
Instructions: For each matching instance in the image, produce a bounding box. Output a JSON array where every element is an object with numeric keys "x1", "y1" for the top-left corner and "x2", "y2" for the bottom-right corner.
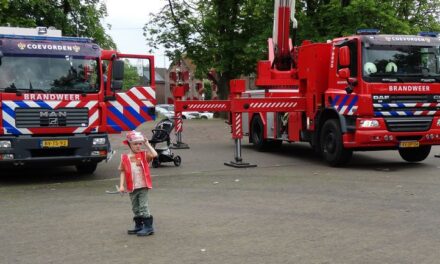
[
  {"x1": 173, "y1": 0, "x2": 440, "y2": 166},
  {"x1": 0, "y1": 27, "x2": 156, "y2": 173}
]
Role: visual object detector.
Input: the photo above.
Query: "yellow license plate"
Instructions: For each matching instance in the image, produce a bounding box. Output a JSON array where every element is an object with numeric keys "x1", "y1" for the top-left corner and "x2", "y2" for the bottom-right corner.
[
  {"x1": 399, "y1": 141, "x2": 420, "y2": 148},
  {"x1": 41, "y1": 140, "x2": 68, "y2": 148}
]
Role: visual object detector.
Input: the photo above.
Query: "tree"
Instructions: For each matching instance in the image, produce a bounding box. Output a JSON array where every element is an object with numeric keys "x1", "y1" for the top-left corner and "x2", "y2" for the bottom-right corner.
[
  {"x1": 122, "y1": 59, "x2": 142, "y2": 91},
  {"x1": 144, "y1": 0, "x2": 273, "y2": 99},
  {"x1": 296, "y1": 0, "x2": 440, "y2": 42},
  {"x1": 0, "y1": 0, "x2": 115, "y2": 49},
  {"x1": 145, "y1": 0, "x2": 440, "y2": 98},
  {"x1": 203, "y1": 80, "x2": 212, "y2": 100}
]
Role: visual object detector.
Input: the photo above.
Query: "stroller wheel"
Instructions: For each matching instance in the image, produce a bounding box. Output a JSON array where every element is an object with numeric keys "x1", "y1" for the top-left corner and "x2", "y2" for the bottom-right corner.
[
  {"x1": 152, "y1": 158, "x2": 160, "y2": 168},
  {"x1": 173, "y1": 156, "x2": 182, "y2": 167}
]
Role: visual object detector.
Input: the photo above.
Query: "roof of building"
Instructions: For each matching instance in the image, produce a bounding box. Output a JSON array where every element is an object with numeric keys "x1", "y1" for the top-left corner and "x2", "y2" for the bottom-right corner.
[{"x1": 168, "y1": 56, "x2": 197, "y2": 73}]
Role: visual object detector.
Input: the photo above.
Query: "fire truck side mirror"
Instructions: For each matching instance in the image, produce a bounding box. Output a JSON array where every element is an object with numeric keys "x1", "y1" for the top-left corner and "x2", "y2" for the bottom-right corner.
[
  {"x1": 338, "y1": 46, "x2": 350, "y2": 67},
  {"x1": 338, "y1": 68, "x2": 350, "y2": 79},
  {"x1": 112, "y1": 80, "x2": 123, "y2": 91},
  {"x1": 112, "y1": 60, "x2": 124, "y2": 80},
  {"x1": 111, "y1": 60, "x2": 124, "y2": 91}
]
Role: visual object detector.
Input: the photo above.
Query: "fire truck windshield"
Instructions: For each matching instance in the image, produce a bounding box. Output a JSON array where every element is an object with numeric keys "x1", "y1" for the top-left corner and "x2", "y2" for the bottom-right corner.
[
  {"x1": 362, "y1": 45, "x2": 440, "y2": 83},
  {"x1": 0, "y1": 55, "x2": 100, "y2": 93}
]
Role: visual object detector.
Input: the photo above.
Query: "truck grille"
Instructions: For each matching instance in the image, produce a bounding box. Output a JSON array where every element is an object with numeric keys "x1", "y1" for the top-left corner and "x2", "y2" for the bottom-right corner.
[
  {"x1": 373, "y1": 94, "x2": 439, "y2": 132},
  {"x1": 384, "y1": 117, "x2": 433, "y2": 132},
  {"x1": 15, "y1": 108, "x2": 89, "y2": 128},
  {"x1": 373, "y1": 94, "x2": 440, "y2": 114}
]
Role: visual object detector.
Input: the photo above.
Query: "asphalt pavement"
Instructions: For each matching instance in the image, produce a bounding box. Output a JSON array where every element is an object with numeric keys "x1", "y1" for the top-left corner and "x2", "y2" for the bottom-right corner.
[{"x1": 1, "y1": 119, "x2": 440, "y2": 264}]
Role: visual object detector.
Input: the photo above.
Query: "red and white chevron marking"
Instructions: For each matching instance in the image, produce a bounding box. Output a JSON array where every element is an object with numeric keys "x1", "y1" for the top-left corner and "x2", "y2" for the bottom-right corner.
[
  {"x1": 249, "y1": 102, "x2": 298, "y2": 109},
  {"x1": 117, "y1": 86, "x2": 156, "y2": 107},
  {"x1": 232, "y1": 112, "x2": 242, "y2": 138},
  {"x1": 2, "y1": 100, "x2": 98, "y2": 135},
  {"x1": 413, "y1": 110, "x2": 439, "y2": 115},
  {"x1": 346, "y1": 106, "x2": 358, "y2": 115},
  {"x1": 175, "y1": 112, "x2": 183, "y2": 132},
  {"x1": 338, "y1": 105, "x2": 358, "y2": 115},
  {"x1": 187, "y1": 103, "x2": 228, "y2": 110},
  {"x1": 73, "y1": 101, "x2": 99, "y2": 133}
]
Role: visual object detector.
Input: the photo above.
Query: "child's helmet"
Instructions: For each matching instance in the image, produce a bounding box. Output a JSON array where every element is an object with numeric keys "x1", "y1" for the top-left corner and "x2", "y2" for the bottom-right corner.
[{"x1": 123, "y1": 130, "x2": 145, "y2": 145}]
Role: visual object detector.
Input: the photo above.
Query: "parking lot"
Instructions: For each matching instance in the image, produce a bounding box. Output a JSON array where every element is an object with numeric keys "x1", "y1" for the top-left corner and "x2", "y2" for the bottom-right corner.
[{"x1": 2, "y1": 119, "x2": 440, "y2": 264}]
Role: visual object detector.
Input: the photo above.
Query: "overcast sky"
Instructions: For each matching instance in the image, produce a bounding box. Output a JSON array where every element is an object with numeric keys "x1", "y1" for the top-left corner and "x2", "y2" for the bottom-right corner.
[{"x1": 103, "y1": 0, "x2": 170, "y2": 68}]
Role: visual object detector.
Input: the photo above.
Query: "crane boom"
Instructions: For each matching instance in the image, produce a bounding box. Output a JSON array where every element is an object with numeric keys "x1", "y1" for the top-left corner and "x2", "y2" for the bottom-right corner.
[{"x1": 272, "y1": 0, "x2": 297, "y2": 71}]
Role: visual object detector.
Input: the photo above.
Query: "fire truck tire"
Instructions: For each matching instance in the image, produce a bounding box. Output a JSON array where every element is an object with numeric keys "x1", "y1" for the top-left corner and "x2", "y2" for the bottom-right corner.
[
  {"x1": 251, "y1": 115, "x2": 279, "y2": 151},
  {"x1": 320, "y1": 119, "x2": 352, "y2": 166},
  {"x1": 398, "y1": 146, "x2": 431, "y2": 162},
  {"x1": 76, "y1": 162, "x2": 98, "y2": 174}
]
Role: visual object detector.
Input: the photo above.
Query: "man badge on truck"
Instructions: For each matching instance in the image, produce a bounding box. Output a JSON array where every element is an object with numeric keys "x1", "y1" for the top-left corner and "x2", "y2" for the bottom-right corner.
[{"x1": 40, "y1": 110, "x2": 67, "y2": 127}]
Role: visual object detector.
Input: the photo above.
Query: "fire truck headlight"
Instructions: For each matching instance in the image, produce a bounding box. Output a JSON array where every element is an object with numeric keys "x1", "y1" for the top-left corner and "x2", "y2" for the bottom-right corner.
[
  {"x1": 437, "y1": 119, "x2": 440, "y2": 127},
  {"x1": 0, "y1": 141, "x2": 12, "y2": 148},
  {"x1": 93, "y1": 138, "x2": 106, "y2": 145},
  {"x1": 359, "y1": 120, "x2": 380, "y2": 128}
]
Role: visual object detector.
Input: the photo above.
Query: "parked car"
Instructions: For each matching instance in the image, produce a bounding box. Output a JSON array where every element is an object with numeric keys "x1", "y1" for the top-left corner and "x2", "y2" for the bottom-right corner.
[
  {"x1": 155, "y1": 104, "x2": 174, "y2": 116},
  {"x1": 155, "y1": 104, "x2": 213, "y2": 119},
  {"x1": 156, "y1": 104, "x2": 196, "y2": 120},
  {"x1": 184, "y1": 111, "x2": 200, "y2": 119},
  {"x1": 163, "y1": 111, "x2": 174, "y2": 119},
  {"x1": 199, "y1": 112, "x2": 214, "y2": 119}
]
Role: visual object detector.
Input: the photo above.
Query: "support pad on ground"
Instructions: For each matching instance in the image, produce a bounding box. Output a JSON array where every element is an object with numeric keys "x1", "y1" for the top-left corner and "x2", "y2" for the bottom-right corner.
[
  {"x1": 224, "y1": 161, "x2": 257, "y2": 168},
  {"x1": 224, "y1": 138, "x2": 257, "y2": 168},
  {"x1": 171, "y1": 142, "x2": 190, "y2": 149},
  {"x1": 171, "y1": 131, "x2": 190, "y2": 149}
]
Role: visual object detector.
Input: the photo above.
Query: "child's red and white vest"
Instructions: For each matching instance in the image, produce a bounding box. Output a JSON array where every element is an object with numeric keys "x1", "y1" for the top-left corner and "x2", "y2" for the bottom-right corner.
[{"x1": 120, "y1": 152, "x2": 152, "y2": 192}]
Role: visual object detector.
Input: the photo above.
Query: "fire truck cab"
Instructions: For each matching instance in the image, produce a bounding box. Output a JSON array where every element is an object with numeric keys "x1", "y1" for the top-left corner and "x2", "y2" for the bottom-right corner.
[
  {"x1": 0, "y1": 27, "x2": 156, "y2": 173},
  {"x1": 246, "y1": 30, "x2": 440, "y2": 166}
]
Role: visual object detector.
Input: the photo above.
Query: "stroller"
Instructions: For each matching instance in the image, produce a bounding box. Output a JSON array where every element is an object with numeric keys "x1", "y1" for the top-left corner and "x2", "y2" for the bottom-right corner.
[{"x1": 149, "y1": 118, "x2": 181, "y2": 168}]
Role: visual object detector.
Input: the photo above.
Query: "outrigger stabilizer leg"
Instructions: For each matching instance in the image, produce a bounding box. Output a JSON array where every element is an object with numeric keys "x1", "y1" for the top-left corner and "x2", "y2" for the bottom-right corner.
[
  {"x1": 224, "y1": 139, "x2": 257, "y2": 168},
  {"x1": 171, "y1": 131, "x2": 190, "y2": 149},
  {"x1": 170, "y1": 113, "x2": 189, "y2": 149}
]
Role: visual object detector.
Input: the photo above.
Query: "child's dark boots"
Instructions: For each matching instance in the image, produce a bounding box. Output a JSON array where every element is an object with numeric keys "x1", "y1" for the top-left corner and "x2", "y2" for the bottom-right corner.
[
  {"x1": 127, "y1": 216, "x2": 143, "y2": 235},
  {"x1": 137, "y1": 215, "x2": 154, "y2": 236}
]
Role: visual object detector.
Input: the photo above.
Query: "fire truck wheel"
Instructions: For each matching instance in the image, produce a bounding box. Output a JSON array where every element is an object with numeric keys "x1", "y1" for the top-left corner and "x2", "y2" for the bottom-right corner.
[
  {"x1": 398, "y1": 146, "x2": 431, "y2": 162},
  {"x1": 251, "y1": 115, "x2": 272, "y2": 151},
  {"x1": 76, "y1": 162, "x2": 98, "y2": 174},
  {"x1": 320, "y1": 119, "x2": 352, "y2": 166}
]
